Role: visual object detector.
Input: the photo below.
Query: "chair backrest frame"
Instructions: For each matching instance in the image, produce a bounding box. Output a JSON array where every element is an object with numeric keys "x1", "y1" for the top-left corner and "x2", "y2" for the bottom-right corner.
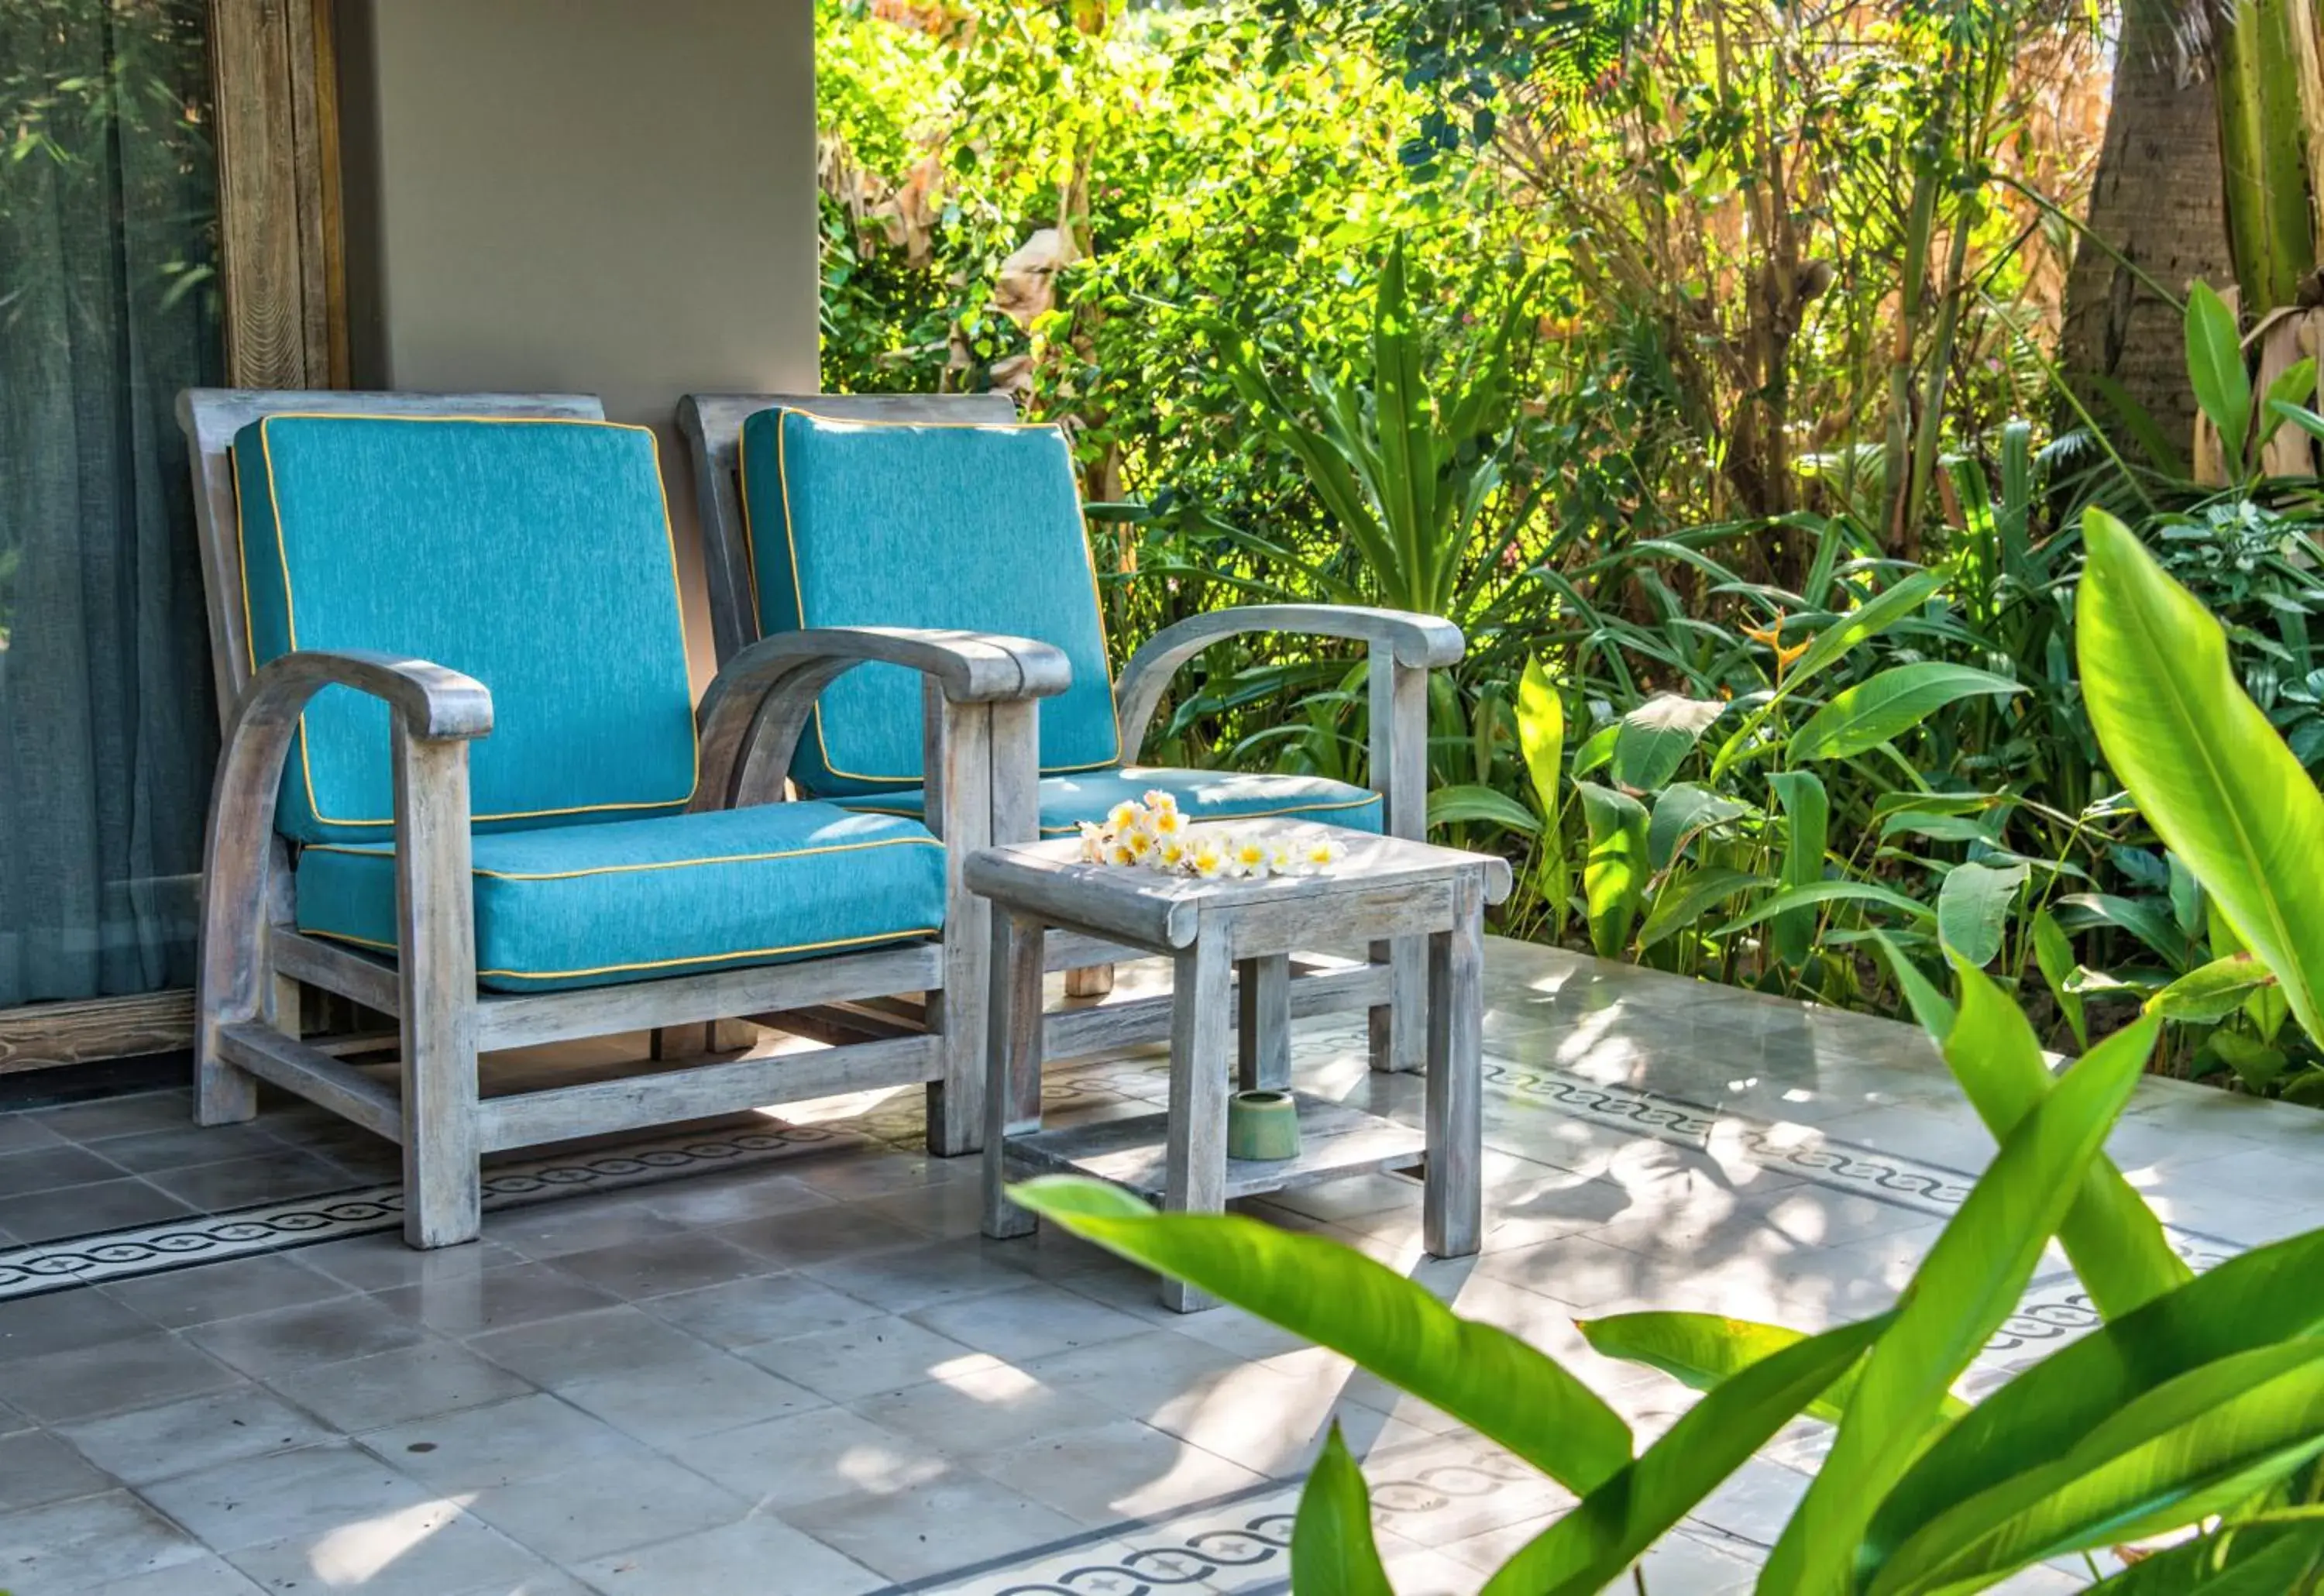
[
  {"x1": 677, "y1": 392, "x2": 1019, "y2": 670},
  {"x1": 177, "y1": 389, "x2": 606, "y2": 731}
]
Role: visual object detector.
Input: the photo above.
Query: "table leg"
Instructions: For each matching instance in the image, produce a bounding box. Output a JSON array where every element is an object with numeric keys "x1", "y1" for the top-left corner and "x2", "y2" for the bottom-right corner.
[
  {"x1": 982, "y1": 911, "x2": 1047, "y2": 1241},
  {"x1": 1425, "y1": 869, "x2": 1483, "y2": 1258},
  {"x1": 1236, "y1": 953, "x2": 1291, "y2": 1092},
  {"x1": 1162, "y1": 930, "x2": 1232, "y2": 1312}
]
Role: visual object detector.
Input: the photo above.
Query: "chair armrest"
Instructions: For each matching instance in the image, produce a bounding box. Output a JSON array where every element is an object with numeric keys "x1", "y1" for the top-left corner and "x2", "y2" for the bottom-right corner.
[
  {"x1": 695, "y1": 626, "x2": 1071, "y2": 813},
  {"x1": 1113, "y1": 604, "x2": 1463, "y2": 764},
  {"x1": 201, "y1": 651, "x2": 492, "y2": 1037}
]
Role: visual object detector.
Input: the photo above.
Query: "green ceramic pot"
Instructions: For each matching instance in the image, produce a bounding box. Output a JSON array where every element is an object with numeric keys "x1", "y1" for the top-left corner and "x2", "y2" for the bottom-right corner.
[{"x1": 1226, "y1": 1089, "x2": 1301, "y2": 1161}]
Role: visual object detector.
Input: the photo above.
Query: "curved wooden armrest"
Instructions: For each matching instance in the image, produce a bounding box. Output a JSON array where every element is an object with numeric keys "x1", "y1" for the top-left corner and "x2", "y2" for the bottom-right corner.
[
  {"x1": 1112, "y1": 604, "x2": 1463, "y2": 764},
  {"x1": 235, "y1": 649, "x2": 496, "y2": 745},
  {"x1": 695, "y1": 626, "x2": 1071, "y2": 813}
]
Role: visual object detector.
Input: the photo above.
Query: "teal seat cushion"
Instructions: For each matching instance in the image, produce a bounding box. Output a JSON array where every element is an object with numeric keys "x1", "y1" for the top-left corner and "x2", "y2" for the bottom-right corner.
[
  {"x1": 738, "y1": 407, "x2": 1120, "y2": 797},
  {"x1": 294, "y1": 803, "x2": 944, "y2": 993},
  {"x1": 235, "y1": 414, "x2": 698, "y2": 844},
  {"x1": 846, "y1": 765, "x2": 1382, "y2": 839}
]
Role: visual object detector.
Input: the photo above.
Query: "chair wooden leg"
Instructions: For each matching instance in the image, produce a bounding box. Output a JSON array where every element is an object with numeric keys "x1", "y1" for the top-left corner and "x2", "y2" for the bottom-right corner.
[
  {"x1": 982, "y1": 912, "x2": 1045, "y2": 1241},
  {"x1": 1425, "y1": 870, "x2": 1484, "y2": 1257},
  {"x1": 928, "y1": 697, "x2": 997, "y2": 1157},
  {"x1": 1063, "y1": 965, "x2": 1115, "y2": 999},
  {"x1": 394, "y1": 729, "x2": 482, "y2": 1249}
]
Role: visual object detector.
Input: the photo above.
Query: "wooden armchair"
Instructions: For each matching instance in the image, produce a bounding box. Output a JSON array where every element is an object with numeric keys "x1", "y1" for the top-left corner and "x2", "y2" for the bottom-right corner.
[
  {"x1": 179, "y1": 390, "x2": 1064, "y2": 1246},
  {"x1": 676, "y1": 392, "x2": 1462, "y2": 1073}
]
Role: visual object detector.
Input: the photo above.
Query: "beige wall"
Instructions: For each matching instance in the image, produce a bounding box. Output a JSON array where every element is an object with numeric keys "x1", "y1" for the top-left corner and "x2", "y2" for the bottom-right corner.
[{"x1": 336, "y1": 0, "x2": 819, "y2": 685}]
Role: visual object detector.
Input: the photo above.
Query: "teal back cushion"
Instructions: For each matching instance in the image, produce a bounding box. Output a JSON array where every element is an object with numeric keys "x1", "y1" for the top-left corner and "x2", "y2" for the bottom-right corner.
[
  {"x1": 737, "y1": 408, "x2": 1119, "y2": 796},
  {"x1": 234, "y1": 414, "x2": 698, "y2": 844}
]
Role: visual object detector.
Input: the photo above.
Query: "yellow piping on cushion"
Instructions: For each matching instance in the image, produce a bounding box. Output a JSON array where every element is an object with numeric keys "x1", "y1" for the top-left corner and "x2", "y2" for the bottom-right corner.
[
  {"x1": 301, "y1": 831, "x2": 941, "y2": 882},
  {"x1": 751, "y1": 406, "x2": 1122, "y2": 789},
  {"x1": 301, "y1": 922, "x2": 942, "y2": 982},
  {"x1": 246, "y1": 412, "x2": 700, "y2": 831}
]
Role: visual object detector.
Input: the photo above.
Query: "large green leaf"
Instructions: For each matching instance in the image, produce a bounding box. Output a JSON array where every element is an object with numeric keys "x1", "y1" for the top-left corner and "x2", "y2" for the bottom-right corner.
[
  {"x1": 2032, "y1": 910, "x2": 2088, "y2": 1049},
  {"x1": 1428, "y1": 783, "x2": 1541, "y2": 836},
  {"x1": 1865, "y1": 1226, "x2": 2324, "y2": 1571},
  {"x1": 1648, "y1": 783, "x2": 1751, "y2": 869},
  {"x1": 1611, "y1": 693, "x2": 1724, "y2": 791},
  {"x1": 1481, "y1": 1316, "x2": 1894, "y2": 1596},
  {"x1": 1009, "y1": 1178, "x2": 1635, "y2": 1494},
  {"x1": 1791, "y1": 663, "x2": 2023, "y2": 763},
  {"x1": 1770, "y1": 769, "x2": 1831, "y2": 967},
  {"x1": 1575, "y1": 1311, "x2": 1958, "y2": 1427},
  {"x1": 1866, "y1": 1341, "x2": 2324, "y2": 1594},
  {"x1": 1711, "y1": 878, "x2": 1935, "y2": 940},
  {"x1": 1757, "y1": 1006, "x2": 2150, "y2": 1594},
  {"x1": 1579, "y1": 781, "x2": 1652, "y2": 958},
  {"x1": 2082, "y1": 1518, "x2": 2324, "y2": 1593},
  {"x1": 1939, "y1": 979, "x2": 2184, "y2": 1320},
  {"x1": 1291, "y1": 1425, "x2": 1395, "y2": 1596},
  {"x1": 1780, "y1": 569, "x2": 1948, "y2": 698},
  {"x1": 2078, "y1": 507, "x2": 2324, "y2": 1044},
  {"x1": 1517, "y1": 657, "x2": 1565, "y2": 817},
  {"x1": 1935, "y1": 862, "x2": 2028, "y2": 968},
  {"x1": 2149, "y1": 953, "x2": 2277, "y2": 1023},
  {"x1": 1875, "y1": 931, "x2": 1959, "y2": 1040},
  {"x1": 2185, "y1": 279, "x2": 2251, "y2": 464},
  {"x1": 1638, "y1": 867, "x2": 1768, "y2": 952}
]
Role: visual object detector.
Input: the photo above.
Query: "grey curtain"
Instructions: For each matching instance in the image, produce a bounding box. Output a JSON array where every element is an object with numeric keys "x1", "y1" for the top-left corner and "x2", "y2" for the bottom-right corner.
[{"x1": 0, "y1": 0, "x2": 222, "y2": 1006}]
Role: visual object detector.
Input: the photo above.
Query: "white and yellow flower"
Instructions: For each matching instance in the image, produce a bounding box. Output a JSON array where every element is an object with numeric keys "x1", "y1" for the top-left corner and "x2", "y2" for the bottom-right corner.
[
  {"x1": 1103, "y1": 839, "x2": 1137, "y2": 868},
  {"x1": 1105, "y1": 800, "x2": 1143, "y2": 834},
  {"x1": 1157, "y1": 837, "x2": 1188, "y2": 870},
  {"x1": 1148, "y1": 804, "x2": 1186, "y2": 841},
  {"x1": 1229, "y1": 835, "x2": 1273, "y2": 878},
  {"x1": 1302, "y1": 834, "x2": 1346, "y2": 871},
  {"x1": 1187, "y1": 838, "x2": 1229, "y2": 879},
  {"x1": 1077, "y1": 821, "x2": 1109, "y2": 863},
  {"x1": 1141, "y1": 789, "x2": 1181, "y2": 816}
]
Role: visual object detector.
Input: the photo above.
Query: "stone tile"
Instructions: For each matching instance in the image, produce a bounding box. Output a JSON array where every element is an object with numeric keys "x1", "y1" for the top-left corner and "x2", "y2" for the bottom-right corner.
[
  {"x1": 739, "y1": 1316, "x2": 991, "y2": 1403},
  {"x1": 0, "y1": 1281, "x2": 159, "y2": 1357},
  {"x1": 796, "y1": 1237, "x2": 1036, "y2": 1313},
  {"x1": 0, "y1": 1427, "x2": 112, "y2": 1512},
  {"x1": 469, "y1": 1305, "x2": 711, "y2": 1388},
  {"x1": 969, "y1": 1416, "x2": 1267, "y2": 1529},
  {"x1": 363, "y1": 1393, "x2": 648, "y2": 1492},
  {"x1": 103, "y1": 1253, "x2": 349, "y2": 1329},
  {"x1": 227, "y1": 1505, "x2": 548, "y2": 1596},
  {"x1": 292, "y1": 1231, "x2": 528, "y2": 1292},
  {"x1": 548, "y1": 1233, "x2": 777, "y2": 1300},
  {"x1": 1463, "y1": 1230, "x2": 1664, "y2": 1311},
  {"x1": 0, "y1": 1177, "x2": 199, "y2": 1243},
  {"x1": 0, "y1": 1144, "x2": 128, "y2": 1199},
  {"x1": 485, "y1": 1193, "x2": 690, "y2": 1259},
  {"x1": 187, "y1": 1294, "x2": 428, "y2": 1378},
  {"x1": 1022, "y1": 1328, "x2": 1258, "y2": 1422},
  {"x1": 0, "y1": 1333, "x2": 242, "y2": 1425},
  {"x1": 638, "y1": 1271, "x2": 886, "y2": 1349},
  {"x1": 374, "y1": 1260, "x2": 623, "y2": 1336},
  {"x1": 850, "y1": 1178, "x2": 988, "y2": 1238},
  {"x1": 556, "y1": 1346, "x2": 826, "y2": 1447},
  {"x1": 145, "y1": 1150, "x2": 356, "y2": 1210},
  {"x1": 773, "y1": 1469, "x2": 1084, "y2": 1582},
  {"x1": 60, "y1": 1385, "x2": 330, "y2": 1486},
  {"x1": 0, "y1": 1114, "x2": 67, "y2": 1156},
  {"x1": 264, "y1": 1339, "x2": 537, "y2": 1432},
  {"x1": 569, "y1": 1512, "x2": 885, "y2": 1595},
  {"x1": 29, "y1": 1092, "x2": 194, "y2": 1144},
  {"x1": 709, "y1": 1204, "x2": 927, "y2": 1267},
  {"x1": 854, "y1": 1360, "x2": 1125, "y2": 1457},
  {"x1": 139, "y1": 1440, "x2": 451, "y2": 1553},
  {"x1": 467, "y1": 1451, "x2": 747, "y2": 1561},
  {"x1": 0, "y1": 1488, "x2": 211, "y2": 1590},
  {"x1": 664, "y1": 1408, "x2": 944, "y2": 1510},
  {"x1": 80, "y1": 1553, "x2": 269, "y2": 1595},
  {"x1": 631, "y1": 1169, "x2": 836, "y2": 1228},
  {"x1": 905, "y1": 1281, "x2": 1150, "y2": 1363},
  {"x1": 87, "y1": 1123, "x2": 289, "y2": 1175}
]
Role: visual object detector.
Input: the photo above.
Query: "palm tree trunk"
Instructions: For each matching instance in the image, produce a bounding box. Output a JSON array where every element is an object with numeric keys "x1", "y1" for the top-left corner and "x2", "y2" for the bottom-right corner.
[{"x1": 2059, "y1": 4, "x2": 2237, "y2": 460}]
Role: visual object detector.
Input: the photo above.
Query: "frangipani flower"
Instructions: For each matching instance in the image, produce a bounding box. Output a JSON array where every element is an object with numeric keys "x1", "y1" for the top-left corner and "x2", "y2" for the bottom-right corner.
[{"x1": 1188, "y1": 839, "x2": 1229, "y2": 879}]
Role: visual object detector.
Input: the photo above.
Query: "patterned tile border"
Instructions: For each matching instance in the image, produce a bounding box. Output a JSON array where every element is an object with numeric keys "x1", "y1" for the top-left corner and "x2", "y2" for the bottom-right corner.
[{"x1": 0, "y1": 1120, "x2": 856, "y2": 1301}]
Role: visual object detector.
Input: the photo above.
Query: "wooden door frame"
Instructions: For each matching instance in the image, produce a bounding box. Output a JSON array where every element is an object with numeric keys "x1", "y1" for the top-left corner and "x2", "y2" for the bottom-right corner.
[{"x1": 0, "y1": 0, "x2": 346, "y2": 1075}]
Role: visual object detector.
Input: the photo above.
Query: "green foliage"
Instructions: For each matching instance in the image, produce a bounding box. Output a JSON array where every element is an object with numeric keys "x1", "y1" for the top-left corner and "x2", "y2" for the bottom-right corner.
[{"x1": 1010, "y1": 992, "x2": 2324, "y2": 1593}]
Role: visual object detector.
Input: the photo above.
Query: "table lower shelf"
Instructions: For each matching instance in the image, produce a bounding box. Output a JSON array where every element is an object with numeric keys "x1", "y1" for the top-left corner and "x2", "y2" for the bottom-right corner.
[{"x1": 1002, "y1": 1091, "x2": 1427, "y2": 1204}]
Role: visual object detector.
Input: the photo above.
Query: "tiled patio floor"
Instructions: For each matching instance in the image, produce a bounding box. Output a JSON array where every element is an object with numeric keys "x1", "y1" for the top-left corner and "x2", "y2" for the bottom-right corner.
[{"x1": 0, "y1": 939, "x2": 2316, "y2": 1595}]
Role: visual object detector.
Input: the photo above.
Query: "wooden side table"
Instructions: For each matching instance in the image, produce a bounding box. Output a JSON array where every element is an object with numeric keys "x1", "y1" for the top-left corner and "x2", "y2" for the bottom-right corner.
[{"x1": 964, "y1": 823, "x2": 1511, "y2": 1311}]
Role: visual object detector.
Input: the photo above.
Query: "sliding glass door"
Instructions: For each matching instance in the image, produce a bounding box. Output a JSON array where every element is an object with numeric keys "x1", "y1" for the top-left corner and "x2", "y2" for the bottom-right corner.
[{"x1": 0, "y1": 1, "x2": 224, "y2": 1008}]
